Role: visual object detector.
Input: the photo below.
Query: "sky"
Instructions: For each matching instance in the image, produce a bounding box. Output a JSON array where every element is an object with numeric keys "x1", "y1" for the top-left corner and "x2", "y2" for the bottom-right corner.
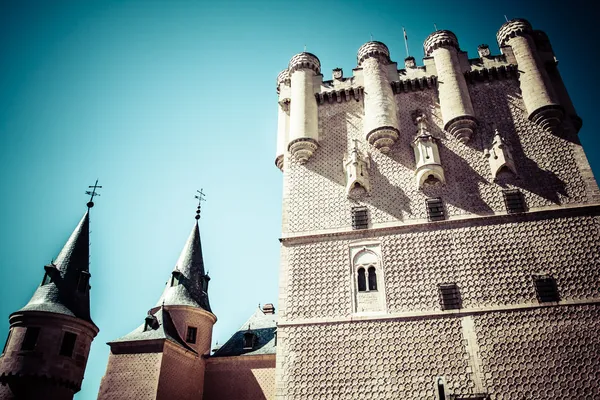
[{"x1": 0, "y1": 0, "x2": 597, "y2": 398}]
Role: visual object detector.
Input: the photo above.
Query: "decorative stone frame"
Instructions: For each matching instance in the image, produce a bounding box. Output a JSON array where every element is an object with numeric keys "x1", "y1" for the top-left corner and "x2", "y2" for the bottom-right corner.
[{"x1": 349, "y1": 241, "x2": 387, "y2": 314}]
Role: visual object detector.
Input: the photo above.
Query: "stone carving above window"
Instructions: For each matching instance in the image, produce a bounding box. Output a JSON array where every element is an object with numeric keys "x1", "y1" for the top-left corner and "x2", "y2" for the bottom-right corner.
[
  {"x1": 411, "y1": 110, "x2": 445, "y2": 188},
  {"x1": 350, "y1": 241, "x2": 386, "y2": 314},
  {"x1": 343, "y1": 140, "x2": 371, "y2": 198}
]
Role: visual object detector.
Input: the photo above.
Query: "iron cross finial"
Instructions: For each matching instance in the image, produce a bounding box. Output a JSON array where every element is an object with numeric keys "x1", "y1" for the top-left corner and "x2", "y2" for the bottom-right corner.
[
  {"x1": 85, "y1": 179, "x2": 102, "y2": 208},
  {"x1": 195, "y1": 189, "x2": 206, "y2": 220}
]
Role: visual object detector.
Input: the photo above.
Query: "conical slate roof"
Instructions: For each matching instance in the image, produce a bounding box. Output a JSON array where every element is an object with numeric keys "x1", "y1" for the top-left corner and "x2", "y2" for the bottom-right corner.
[
  {"x1": 19, "y1": 211, "x2": 94, "y2": 323},
  {"x1": 155, "y1": 220, "x2": 212, "y2": 312}
]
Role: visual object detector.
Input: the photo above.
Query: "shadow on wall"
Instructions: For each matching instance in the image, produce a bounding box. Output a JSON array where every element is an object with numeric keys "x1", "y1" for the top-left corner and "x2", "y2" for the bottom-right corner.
[
  {"x1": 203, "y1": 358, "x2": 274, "y2": 400},
  {"x1": 494, "y1": 93, "x2": 567, "y2": 204},
  {"x1": 305, "y1": 109, "x2": 410, "y2": 221}
]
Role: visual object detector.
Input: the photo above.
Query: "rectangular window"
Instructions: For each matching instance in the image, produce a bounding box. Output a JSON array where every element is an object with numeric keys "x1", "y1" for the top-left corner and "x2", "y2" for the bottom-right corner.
[
  {"x1": 2, "y1": 329, "x2": 12, "y2": 355},
  {"x1": 426, "y1": 198, "x2": 445, "y2": 222},
  {"x1": 171, "y1": 271, "x2": 181, "y2": 287},
  {"x1": 21, "y1": 327, "x2": 40, "y2": 351},
  {"x1": 438, "y1": 283, "x2": 462, "y2": 310},
  {"x1": 59, "y1": 332, "x2": 77, "y2": 357},
  {"x1": 351, "y1": 206, "x2": 369, "y2": 230},
  {"x1": 502, "y1": 189, "x2": 526, "y2": 214},
  {"x1": 533, "y1": 274, "x2": 560, "y2": 302},
  {"x1": 186, "y1": 327, "x2": 197, "y2": 344}
]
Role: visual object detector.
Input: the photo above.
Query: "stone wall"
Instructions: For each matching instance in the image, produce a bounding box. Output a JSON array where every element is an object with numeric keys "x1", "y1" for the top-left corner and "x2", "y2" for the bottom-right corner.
[{"x1": 204, "y1": 355, "x2": 275, "y2": 400}]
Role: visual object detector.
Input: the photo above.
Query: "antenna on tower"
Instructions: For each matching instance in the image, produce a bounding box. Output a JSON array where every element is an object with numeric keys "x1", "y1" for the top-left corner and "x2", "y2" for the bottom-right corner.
[
  {"x1": 403, "y1": 27, "x2": 410, "y2": 57},
  {"x1": 195, "y1": 189, "x2": 206, "y2": 220},
  {"x1": 303, "y1": 44, "x2": 306, "y2": 52},
  {"x1": 434, "y1": 23, "x2": 438, "y2": 31},
  {"x1": 370, "y1": 32, "x2": 373, "y2": 41},
  {"x1": 85, "y1": 179, "x2": 102, "y2": 209},
  {"x1": 504, "y1": 15, "x2": 509, "y2": 22}
]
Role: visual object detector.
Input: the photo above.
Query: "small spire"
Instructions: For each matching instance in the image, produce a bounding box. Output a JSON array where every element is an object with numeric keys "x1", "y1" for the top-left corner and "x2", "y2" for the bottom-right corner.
[
  {"x1": 434, "y1": 23, "x2": 438, "y2": 31},
  {"x1": 370, "y1": 32, "x2": 373, "y2": 41},
  {"x1": 403, "y1": 27, "x2": 410, "y2": 58},
  {"x1": 303, "y1": 44, "x2": 306, "y2": 52},
  {"x1": 504, "y1": 15, "x2": 509, "y2": 22},
  {"x1": 85, "y1": 179, "x2": 102, "y2": 209}
]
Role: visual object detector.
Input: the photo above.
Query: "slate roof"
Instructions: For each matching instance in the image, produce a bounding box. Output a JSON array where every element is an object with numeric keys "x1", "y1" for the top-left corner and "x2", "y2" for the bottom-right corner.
[
  {"x1": 155, "y1": 220, "x2": 212, "y2": 312},
  {"x1": 212, "y1": 307, "x2": 277, "y2": 357},
  {"x1": 110, "y1": 306, "x2": 196, "y2": 353},
  {"x1": 18, "y1": 211, "x2": 94, "y2": 324}
]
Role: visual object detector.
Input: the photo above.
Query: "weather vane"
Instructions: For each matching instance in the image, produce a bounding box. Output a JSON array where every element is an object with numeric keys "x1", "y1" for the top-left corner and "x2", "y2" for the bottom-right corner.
[
  {"x1": 86, "y1": 179, "x2": 102, "y2": 208},
  {"x1": 195, "y1": 189, "x2": 206, "y2": 220}
]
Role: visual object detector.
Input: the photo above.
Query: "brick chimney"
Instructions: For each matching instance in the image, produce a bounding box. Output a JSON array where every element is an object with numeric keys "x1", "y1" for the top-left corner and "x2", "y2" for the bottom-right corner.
[{"x1": 262, "y1": 303, "x2": 275, "y2": 314}]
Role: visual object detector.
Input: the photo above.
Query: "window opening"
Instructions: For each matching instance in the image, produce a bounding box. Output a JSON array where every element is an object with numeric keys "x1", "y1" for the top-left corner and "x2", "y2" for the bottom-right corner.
[
  {"x1": 21, "y1": 327, "x2": 40, "y2": 351},
  {"x1": 170, "y1": 271, "x2": 181, "y2": 287},
  {"x1": 438, "y1": 283, "x2": 462, "y2": 310},
  {"x1": 2, "y1": 329, "x2": 12, "y2": 355},
  {"x1": 351, "y1": 206, "x2": 369, "y2": 230},
  {"x1": 368, "y1": 266, "x2": 377, "y2": 291},
  {"x1": 426, "y1": 198, "x2": 445, "y2": 221},
  {"x1": 503, "y1": 189, "x2": 526, "y2": 214},
  {"x1": 533, "y1": 274, "x2": 559, "y2": 302},
  {"x1": 59, "y1": 332, "x2": 77, "y2": 357},
  {"x1": 357, "y1": 268, "x2": 366, "y2": 292},
  {"x1": 77, "y1": 271, "x2": 90, "y2": 293},
  {"x1": 41, "y1": 273, "x2": 52, "y2": 286},
  {"x1": 186, "y1": 327, "x2": 197, "y2": 344},
  {"x1": 243, "y1": 332, "x2": 255, "y2": 349}
]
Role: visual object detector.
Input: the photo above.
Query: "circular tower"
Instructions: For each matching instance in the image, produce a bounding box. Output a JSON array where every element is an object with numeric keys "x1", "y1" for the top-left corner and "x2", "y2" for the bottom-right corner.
[
  {"x1": 497, "y1": 19, "x2": 563, "y2": 130},
  {"x1": 424, "y1": 30, "x2": 478, "y2": 143},
  {"x1": 357, "y1": 41, "x2": 399, "y2": 153},
  {"x1": 287, "y1": 52, "x2": 320, "y2": 163},
  {"x1": 275, "y1": 69, "x2": 291, "y2": 171}
]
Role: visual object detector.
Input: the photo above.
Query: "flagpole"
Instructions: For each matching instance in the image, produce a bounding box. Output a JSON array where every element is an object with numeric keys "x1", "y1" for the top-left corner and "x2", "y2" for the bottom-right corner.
[{"x1": 403, "y1": 27, "x2": 409, "y2": 58}]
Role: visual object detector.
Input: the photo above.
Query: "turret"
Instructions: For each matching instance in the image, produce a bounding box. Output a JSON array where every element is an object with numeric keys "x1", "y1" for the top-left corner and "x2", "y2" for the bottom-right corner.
[
  {"x1": 357, "y1": 41, "x2": 399, "y2": 153},
  {"x1": 287, "y1": 52, "x2": 321, "y2": 163},
  {"x1": 411, "y1": 111, "x2": 445, "y2": 188},
  {"x1": 275, "y1": 69, "x2": 291, "y2": 171},
  {"x1": 0, "y1": 205, "x2": 99, "y2": 400},
  {"x1": 98, "y1": 204, "x2": 216, "y2": 400},
  {"x1": 424, "y1": 30, "x2": 477, "y2": 143},
  {"x1": 497, "y1": 19, "x2": 563, "y2": 131}
]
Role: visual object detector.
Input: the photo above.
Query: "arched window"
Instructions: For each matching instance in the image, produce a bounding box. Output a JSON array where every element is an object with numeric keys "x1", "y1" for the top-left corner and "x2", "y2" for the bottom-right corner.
[
  {"x1": 368, "y1": 266, "x2": 377, "y2": 291},
  {"x1": 357, "y1": 268, "x2": 366, "y2": 292}
]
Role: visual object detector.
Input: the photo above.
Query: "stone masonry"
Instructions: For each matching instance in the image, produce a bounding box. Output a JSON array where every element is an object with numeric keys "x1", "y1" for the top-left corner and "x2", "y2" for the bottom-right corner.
[{"x1": 274, "y1": 18, "x2": 599, "y2": 400}]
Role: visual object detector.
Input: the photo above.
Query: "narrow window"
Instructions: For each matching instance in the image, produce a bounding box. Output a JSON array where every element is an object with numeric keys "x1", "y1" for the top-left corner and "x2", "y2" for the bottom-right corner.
[
  {"x1": 436, "y1": 377, "x2": 447, "y2": 400},
  {"x1": 503, "y1": 189, "x2": 526, "y2": 213},
  {"x1": 368, "y1": 267, "x2": 377, "y2": 291},
  {"x1": 426, "y1": 198, "x2": 445, "y2": 222},
  {"x1": 243, "y1": 332, "x2": 255, "y2": 349},
  {"x1": 59, "y1": 332, "x2": 77, "y2": 357},
  {"x1": 2, "y1": 329, "x2": 12, "y2": 355},
  {"x1": 351, "y1": 206, "x2": 369, "y2": 230},
  {"x1": 357, "y1": 268, "x2": 366, "y2": 292},
  {"x1": 186, "y1": 327, "x2": 197, "y2": 344},
  {"x1": 21, "y1": 327, "x2": 40, "y2": 351},
  {"x1": 77, "y1": 271, "x2": 90, "y2": 293},
  {"x1": 438, "y1": 283, "x2": 462, "y2": 310},
  {"x1": 41, "y1": 273, "x2": 52, "y2": 286},
  {"x1": 533, "y1": 274, "x2": 559, "y2": 302},
  {"x1": 170, "y1": 271, "x2": 181, "y2": 287}
]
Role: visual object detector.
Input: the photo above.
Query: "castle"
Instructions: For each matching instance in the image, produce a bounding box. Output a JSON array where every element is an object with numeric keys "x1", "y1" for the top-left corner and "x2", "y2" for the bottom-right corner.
[{"x1": 1, "y1": 17, "x2": 599, "y2": 399}]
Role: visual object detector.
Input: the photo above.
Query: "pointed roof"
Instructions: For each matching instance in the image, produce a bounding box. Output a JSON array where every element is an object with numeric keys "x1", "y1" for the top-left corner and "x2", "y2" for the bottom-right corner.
[
  {"x1": 212, "y1": 306, "x2": 277, "y2": 357},
  {"x1": 155, "y1": 220, "x2": 212, "y2": 312},
  {"x1": 110, "y1": 306, "x2": 197, "y2": 354},
  {"x1": 19, "y1": 210, "x2": 94, "y2": 323}
]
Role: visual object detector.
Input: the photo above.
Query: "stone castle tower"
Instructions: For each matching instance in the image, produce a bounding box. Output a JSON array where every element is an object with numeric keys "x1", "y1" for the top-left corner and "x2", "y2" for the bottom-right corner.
[
  {"x1": 0, "y1": 207, "x2": 99, "y2": 399},
  {"x1": 274, "y1": 18, "x2": 600, "y2": 399},
  {"x1": 97, "y1": 207, "x2": 216, "y2": 400}
]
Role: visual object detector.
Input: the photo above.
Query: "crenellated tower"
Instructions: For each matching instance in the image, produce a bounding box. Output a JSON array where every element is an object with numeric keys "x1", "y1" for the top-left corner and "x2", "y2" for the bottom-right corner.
[
  {"x1": 0, "y1": 204, "x2": 99, "y2": 400},
  {"x1": 97, "y1": 206, "x2": 216, "y2": 400},
  {"x1": 274, "y1": 18, "x2": 600, "y2": 400},
  {"x1": 357, "y1": 41, "x2": 400, "y2": 152},
  {"x1": 424, "y1": 30, "x2": 477, "y2": 142},
  {"x1": 496, "y1": 19, "x2": 564, "y2": 131}
]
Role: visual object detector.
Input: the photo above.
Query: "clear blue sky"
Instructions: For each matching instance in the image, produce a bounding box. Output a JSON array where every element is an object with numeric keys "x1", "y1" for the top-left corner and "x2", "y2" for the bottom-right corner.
[{"x1": 0, "y1": 1, "x2": 597, "y2": 398}]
